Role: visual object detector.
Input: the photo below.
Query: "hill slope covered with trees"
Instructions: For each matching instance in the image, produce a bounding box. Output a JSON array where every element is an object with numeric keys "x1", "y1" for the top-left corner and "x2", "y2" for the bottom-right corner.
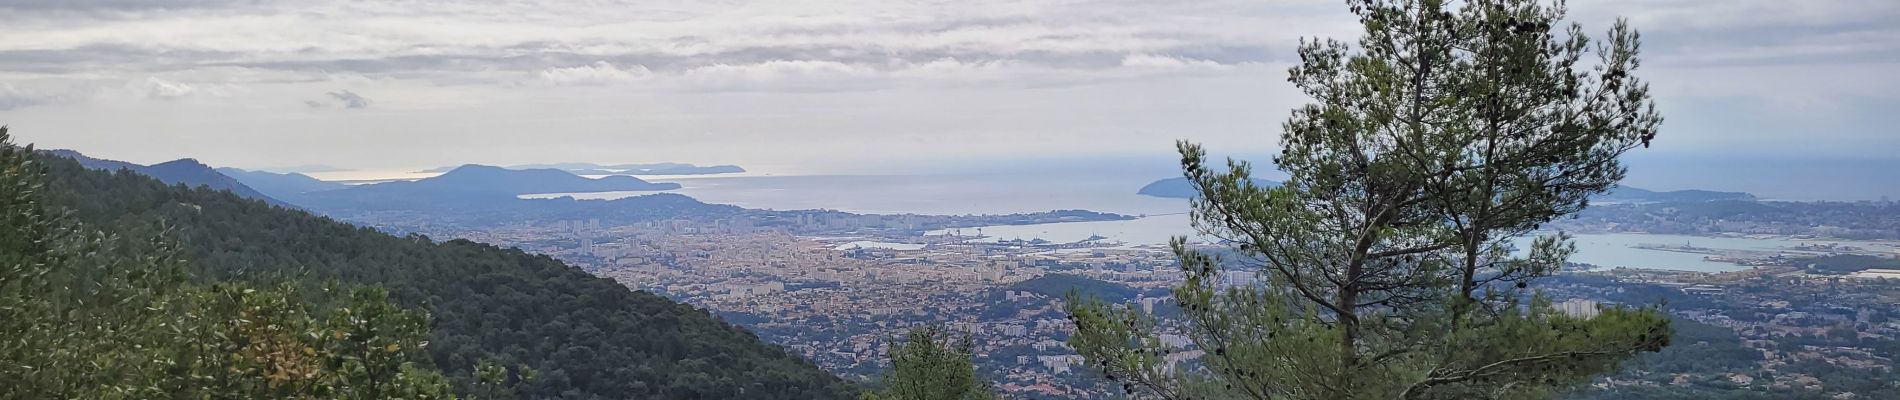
[{"x1": 32, "y1": 143, "x2": 855, "y2": 398}]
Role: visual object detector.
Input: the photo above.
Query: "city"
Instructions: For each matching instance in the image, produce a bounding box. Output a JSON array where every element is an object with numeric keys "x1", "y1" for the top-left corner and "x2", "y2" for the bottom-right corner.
[
  {"x1": 6, "y1": 0, "x2": 1899, "y2": 398},
  {"x1": 382, "y1": 208, "x2": 1900, "y2": 398}
]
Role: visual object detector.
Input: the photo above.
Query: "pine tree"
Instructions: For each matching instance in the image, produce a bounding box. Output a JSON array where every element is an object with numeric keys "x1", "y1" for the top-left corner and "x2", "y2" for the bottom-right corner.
[
  {"x1": 1065, "y1": 1, "x2": 1671, "y2": 398},
  {"x1": 863, "y1": 327, "x2": 996, "y2": 400}
]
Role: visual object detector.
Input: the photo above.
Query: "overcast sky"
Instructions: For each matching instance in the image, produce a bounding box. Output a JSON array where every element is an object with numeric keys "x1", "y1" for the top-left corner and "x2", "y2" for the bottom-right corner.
[{"x1": 1, "y1": 0, "x2": 1897, "y2": 177}]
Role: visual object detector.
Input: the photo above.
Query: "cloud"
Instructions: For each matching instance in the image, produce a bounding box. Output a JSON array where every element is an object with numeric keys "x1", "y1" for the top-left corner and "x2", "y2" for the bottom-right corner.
[
  {"x1": 0, "y1": 0, "x2": 248, "y2": 12},
  {"x1": 1119, "y1": 54, "x2": 1236, "y2": 71},
  {"x1": 140, "y1": 77, "x2": 197, "y2": 99},
  {"x1": 9, "y1": 0, "x2": 1885, "y2": 85},
  {"x1": 330, "y1": 90, "x2": 369, "y2": 108},
  {"x1": 1568, "y1": 0, "x2": 1900, "y2": 67},
  {"x1": 0, "y1": 84, "x2": 52, "y2": 110},
  {"x1": 678, "y1": 60, "x2": 877, "y2": 91},
  {"x1": 2, "y1": 0, "x2": 1896, "y2": 171},
  {"x1": 0, "y1": 0, "x2": 1313, "y2": 89},
  {"x1": 538, "y1": 61, "x2": 653, "y2": 85},
  {"x1": 306, "y1": 89, "x2": 370, "y2": 109}
]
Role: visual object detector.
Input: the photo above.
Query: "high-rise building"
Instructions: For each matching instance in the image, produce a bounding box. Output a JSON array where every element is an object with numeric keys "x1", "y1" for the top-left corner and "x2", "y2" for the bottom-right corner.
[{"x1": 1559, "y1": 299, "x2": 1601, "y2": 319}]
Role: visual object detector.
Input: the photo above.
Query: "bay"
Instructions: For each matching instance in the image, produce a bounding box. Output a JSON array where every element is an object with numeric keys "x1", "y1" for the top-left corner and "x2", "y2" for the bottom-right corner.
[
  {"x1": 515, "y1": 170, "x2": 1895, "y2": 274},
  {"x1": 522, "y1": 170, "x2": 1188, "y2": 216}
]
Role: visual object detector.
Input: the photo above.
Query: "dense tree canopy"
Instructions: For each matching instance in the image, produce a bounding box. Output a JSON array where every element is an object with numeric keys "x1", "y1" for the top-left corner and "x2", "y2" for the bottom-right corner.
[
  {"x1": 18, "y1": 127, "x2": 855, "y2": 399},
  {"x1": 1, "y1": 127, "x2": 451, "y2": 399}
]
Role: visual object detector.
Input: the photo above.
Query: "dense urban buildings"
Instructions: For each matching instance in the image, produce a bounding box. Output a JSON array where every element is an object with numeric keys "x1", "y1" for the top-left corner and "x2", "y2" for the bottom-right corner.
[{"x1": 397, "y1": 212, "x2": 1900, "y2": 399}]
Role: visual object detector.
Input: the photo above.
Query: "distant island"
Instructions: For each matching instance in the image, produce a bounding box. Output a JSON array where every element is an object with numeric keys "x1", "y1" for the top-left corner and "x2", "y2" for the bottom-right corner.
[
  {"x1": 312, "y1": 164, "x2": 679, "y2": 197},
  {"x1": 1595, "y1": 186, "x2": 1757, "y2": 203},
  {"x1": 1137, "y1": 177, "x2": 1280, "y2": 198},
  {"x1": 1138, "y1": 176, "x2": 1757, "y2": 204},
  {"x1": 418, "y1": 162, "x2": 744, "y2": 175},
  {"x1": 267, "y1": 164, "x2": 685, "y2": 221},
  {"x1": 70, "y1": 155, "x2": 1133, "y2": 234}
]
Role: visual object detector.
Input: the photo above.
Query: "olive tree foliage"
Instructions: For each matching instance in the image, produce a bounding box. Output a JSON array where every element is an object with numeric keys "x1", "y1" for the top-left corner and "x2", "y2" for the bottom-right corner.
[
  {"x1": 1065, "y1": 0, "x2": 1671, "y2": 398},
  {"x1": 862, "y1": 326, "x2": 996, "y2": 400},
  {"x1": 0, "y1": 126, "x2": 453, "y2": 399}
]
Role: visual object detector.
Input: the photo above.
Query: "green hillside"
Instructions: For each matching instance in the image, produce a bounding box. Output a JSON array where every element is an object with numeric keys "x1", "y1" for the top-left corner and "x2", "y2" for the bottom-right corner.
[{"x1": 35, "y1": 149, "x2": 855, "y2": 398}]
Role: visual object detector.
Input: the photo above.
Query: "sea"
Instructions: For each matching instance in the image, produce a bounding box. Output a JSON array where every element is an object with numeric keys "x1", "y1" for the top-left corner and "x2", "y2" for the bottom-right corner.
[{"x1": 507, "y1": 167, "x2": 1898, "y2": 274}]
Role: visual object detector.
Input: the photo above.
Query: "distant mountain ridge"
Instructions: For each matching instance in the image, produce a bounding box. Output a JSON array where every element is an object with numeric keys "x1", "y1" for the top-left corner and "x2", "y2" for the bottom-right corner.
[
  {"x1": 281, "y1": 164, "x2": 685, "y2": 219},
  {"x1": 216, "y1": 167, "x2": 349, "y2": 199},
  {"x1": 419, "y1": 162, "x2": 744, "y2": 175},
  {"x1": 34, "y1": 147, "x2": 856, "y2": 399},
  {"x1": 43, "y1": 149, "x2": 292, "y2": 208},
  {"x1": 1137, "y1": 177, "x2": 1281, "y2": 199},
  {"x1": 45, "y1": 149, "x2": 142, "y2": 171},
  {"x1": 357, "y1": 164, "x2": 680, "y2": 195},
  {"x1": 1596, "y1": 186, "x2": 1757, "y2": 203},
  {"x1": 1137, "y1": 176, "x2": 1756, "y2": 203}
]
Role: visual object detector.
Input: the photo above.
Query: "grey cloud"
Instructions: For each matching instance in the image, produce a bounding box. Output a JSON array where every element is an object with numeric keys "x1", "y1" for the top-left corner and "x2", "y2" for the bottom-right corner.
[
  {"x1": 1, "y1": 0, "x2": 1295, "y2": 87},
  {"x1": 0, "y1": 0, "x2": 254, "y2": 11},
  {"x1": 3, "y1": 0, "x2": 1894, "y2": 168},
  {"x1": 214, "y1": 45, "x2": 1276, "y2": 81},
  {"x1": 0, "y1": 84, "x2": 72, "y2": 111},
  {"x1": 1635, "y1": 23, "x2": 1900, "y2": 67},
  {"x1": 309, "y1": 90, "x2": 369, "y2": 109},
  {"x1": 0, "y1": 93, "x2": 47, "y2": 111},
  {"x1": 140, "y1": 77, "x2": 196, "y2": 99},
  {"x1": 1568, "y1": 0, "x2": 1900, "y2": 67},
  {"x1": 772, "y1": 15, "x2": 1040, "y2": 36},
  {"x1": 0, "y1": 44, "x2": 242, "y2": 74},
  {"x1": 0, "y1": 0, "x2": 259, "y2": 20},
  {"x1": 1, "y1": 1, "x2": 1883, "y2": 95}
]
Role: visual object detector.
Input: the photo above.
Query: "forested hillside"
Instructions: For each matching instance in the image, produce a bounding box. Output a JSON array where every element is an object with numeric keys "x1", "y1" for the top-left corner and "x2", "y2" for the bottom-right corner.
[
  {"x1": 46, "y1": 149, "x2": 291, "y2": 208},
  {"x1": 34, "y1": 150, "x2": 855, "y2": 398},
  {"x1": 6, "y1": 131, "x2": 456, "y2": 399}
]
